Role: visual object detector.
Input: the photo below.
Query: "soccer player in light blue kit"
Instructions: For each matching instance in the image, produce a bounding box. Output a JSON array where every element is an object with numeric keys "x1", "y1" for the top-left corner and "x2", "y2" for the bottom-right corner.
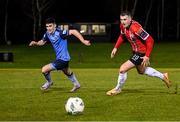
[{"x1": 29, "y1": 18, "x2": 91, "y2": 92}]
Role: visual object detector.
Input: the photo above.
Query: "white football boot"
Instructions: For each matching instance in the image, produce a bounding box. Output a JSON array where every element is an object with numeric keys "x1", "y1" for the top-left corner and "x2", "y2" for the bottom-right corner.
[
  {"x1": 70, "y1": 84, "x2": 80, "y2": 92},
  {"x1": 41, "y1": 81, "x2": 53, "y2": 90}
]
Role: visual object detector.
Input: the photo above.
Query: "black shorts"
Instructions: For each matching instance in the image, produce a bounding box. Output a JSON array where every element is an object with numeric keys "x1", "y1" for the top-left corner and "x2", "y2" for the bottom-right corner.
[
  {"x1": 129, "y1": 52, "x2": 145, "y2": 65},
  {"x1": 51, "y1": 59, "x2": 69, "y2": 70}
]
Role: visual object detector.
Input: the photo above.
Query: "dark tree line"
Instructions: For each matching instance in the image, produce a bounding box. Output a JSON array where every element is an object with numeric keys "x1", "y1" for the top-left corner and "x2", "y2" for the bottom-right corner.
[
  {"x1": 1, "y1": 0, "x2": 55, "y2": 44},
  {"x1": 1, "y1": 0, "x2": 180, "y2": 44},
  {"x1": 108, "y1": 0, "x2": 180, "y2": 41}
]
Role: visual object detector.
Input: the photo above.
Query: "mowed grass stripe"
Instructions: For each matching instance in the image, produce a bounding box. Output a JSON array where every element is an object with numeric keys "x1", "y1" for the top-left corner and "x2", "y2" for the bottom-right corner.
[{"x1": 0, "y1": 68, "x2": 180, "y2": 121}]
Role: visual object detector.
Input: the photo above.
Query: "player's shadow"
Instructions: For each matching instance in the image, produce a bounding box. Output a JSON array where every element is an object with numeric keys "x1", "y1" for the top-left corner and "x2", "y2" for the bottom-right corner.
[
  {"x1": 50, "y1": 87, "x2": 82, "y2": 94},
  {"x1": 40, "y1": 86, "x2": 177, "y2": 95},
  {"x1": 121, "y1": 88, "x2": 174, "y2": 95},
  {"x1": 51, "y1": 87, "x2": 67, "y2": 91},
  {"x1": 40, "y1": 87, "x2": 66, "y2": 94}
]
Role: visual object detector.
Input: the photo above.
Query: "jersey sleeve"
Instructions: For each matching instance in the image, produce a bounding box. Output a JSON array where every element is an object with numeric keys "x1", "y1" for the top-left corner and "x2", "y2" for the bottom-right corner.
[
  {"x1": 131, "y1": 23, "x2": 149, "y2": 40},
  {"x1": 59, "y1": 29, "x2": 69, "y2": 39},
  {"x1": 145, "y1": 35, "x2": 154, "y2": 57},
  {"x1": 114, "y1": 34, "x2": 124, "y2": 48},
  {"x1": 114, "y1": 24, "x2": 125, "y2": 48},
  {"x1": 120, "y1": 24, "x2": 125, "y2": 34},
  {"x1": 42, "y1": 33, "x2": 49, "y2": 42},
  {"x1": 131, "y1": 22, "x2": 154, "y2": 57}
]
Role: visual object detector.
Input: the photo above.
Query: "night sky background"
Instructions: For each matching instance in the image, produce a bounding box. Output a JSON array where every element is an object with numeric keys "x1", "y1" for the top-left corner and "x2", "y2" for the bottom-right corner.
[{"x1": 0, "y1": 0, "x2": 179, "y2": 44}]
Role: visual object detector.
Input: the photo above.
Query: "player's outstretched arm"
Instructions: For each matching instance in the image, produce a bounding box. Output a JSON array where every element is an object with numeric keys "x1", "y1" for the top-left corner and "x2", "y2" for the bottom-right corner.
[
  {"x1": 29, "y1": 40, "x2": 46, "y2": 46},
  {"x1": 111, "y1": 48, "x2": 117, "y2": 58},
  {"x1": 69, "y1": 29, "x2": 91, "y2": 46},
  {"x1": 110, "y1": 35, "x2": 124, "y2": 58}
]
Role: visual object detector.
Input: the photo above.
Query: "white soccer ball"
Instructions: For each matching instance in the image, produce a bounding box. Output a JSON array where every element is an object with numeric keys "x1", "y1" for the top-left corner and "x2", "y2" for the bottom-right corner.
[{"x1": 65, "y1": 97, "x2": 85, "y2": 115}]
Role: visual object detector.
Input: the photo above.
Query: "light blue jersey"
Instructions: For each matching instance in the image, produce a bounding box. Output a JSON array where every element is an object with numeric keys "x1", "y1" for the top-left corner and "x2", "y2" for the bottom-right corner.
[{"x1": 42, "y1": 28, "x2": 70, "y2": 61}]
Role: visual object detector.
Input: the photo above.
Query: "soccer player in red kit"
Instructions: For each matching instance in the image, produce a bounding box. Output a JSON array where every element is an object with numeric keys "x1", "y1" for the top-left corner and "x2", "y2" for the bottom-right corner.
[{"x1": 106, "y1": 11, "x2": 172, "y2": 96}]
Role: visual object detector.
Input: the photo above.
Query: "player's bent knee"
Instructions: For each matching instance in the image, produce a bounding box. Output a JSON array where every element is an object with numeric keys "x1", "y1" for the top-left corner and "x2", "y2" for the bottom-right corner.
[
  {"x1": 119, "y1": 65, "x2": 129, "y2": 74},
  {"x1": 119, "y1": 70, "x2": 126, "y2": 74},
  {"x1": 64, "y1": 71, "x2": 72, "y2": 76},
  {"x1": 138, "y1": 71, "x2": 144, "y2": 75},
  {"x1": 42, "y1": 66, "x2": 48, "y2": 74},
  {"x1": 41, "y1": 69, "x2": 46, "y2": 74},
  {"x1": 137, "y1": 70, "x2": 145, "y2": 75}
]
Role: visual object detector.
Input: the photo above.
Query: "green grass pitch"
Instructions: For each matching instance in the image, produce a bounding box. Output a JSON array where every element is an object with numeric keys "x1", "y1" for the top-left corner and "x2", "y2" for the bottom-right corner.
[
  {"x1": 0, "y1": 42, "x2": 180, "y2": 121},
  {"x1": 0, "y1": 68, "x2": 180, "y2": 121}
]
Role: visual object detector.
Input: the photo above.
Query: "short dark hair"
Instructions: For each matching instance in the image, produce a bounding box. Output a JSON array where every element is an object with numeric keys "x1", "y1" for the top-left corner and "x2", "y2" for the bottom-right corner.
[
  {"x1": 45, "y1": 17, "x2": 56, "y2": 24},
  {"x1": 120, "y1": 11, "x2": 132, "y2": 17}
]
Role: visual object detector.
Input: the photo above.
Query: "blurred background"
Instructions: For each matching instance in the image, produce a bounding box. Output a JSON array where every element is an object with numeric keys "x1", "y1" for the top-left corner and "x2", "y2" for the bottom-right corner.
[
  {"x1": 0, "y1": 0, "x2": 180, "y2": 67},
  {"x1": 0, "y1": 0, "x2": 180, "y2": 45}
]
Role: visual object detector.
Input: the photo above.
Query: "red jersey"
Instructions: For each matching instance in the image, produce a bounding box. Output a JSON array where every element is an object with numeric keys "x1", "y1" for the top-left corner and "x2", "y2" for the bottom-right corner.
[{"x1": 114, "y1": 20, "x2": 154, "y2": 57}]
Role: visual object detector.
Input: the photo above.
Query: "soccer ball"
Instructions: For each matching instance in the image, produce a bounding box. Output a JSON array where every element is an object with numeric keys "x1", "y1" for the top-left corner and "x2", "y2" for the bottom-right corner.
[{"x1": 65, "y1": 97, "x2": 85, "y2": 115}]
